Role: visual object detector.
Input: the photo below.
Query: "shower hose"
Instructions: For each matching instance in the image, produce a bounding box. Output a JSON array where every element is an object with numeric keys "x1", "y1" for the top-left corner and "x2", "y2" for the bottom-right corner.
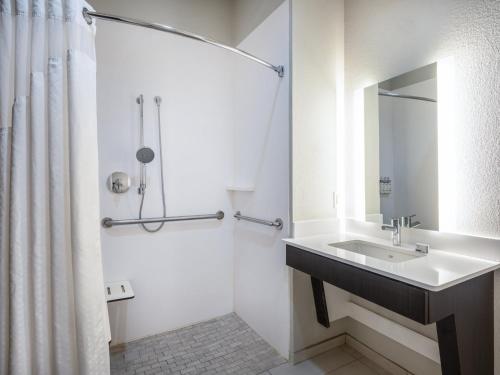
[{"x1": 139, "y1": 97, "x2": 167, "y2": 233}]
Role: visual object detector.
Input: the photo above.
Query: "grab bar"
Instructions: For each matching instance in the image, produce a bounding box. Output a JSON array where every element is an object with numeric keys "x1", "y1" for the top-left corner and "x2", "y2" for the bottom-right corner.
[
  {"x1": 101, "y1": 210, "x2": 224, "y2": 228},
  {"x1": 233, "y1": 211, "x2": 283, "y2": 230}
]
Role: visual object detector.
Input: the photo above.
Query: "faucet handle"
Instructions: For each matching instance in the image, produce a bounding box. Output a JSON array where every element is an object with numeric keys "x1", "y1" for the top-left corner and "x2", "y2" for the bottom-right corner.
[{"x1": 401, "y1": 215, "x2": 420, "y2": 228}]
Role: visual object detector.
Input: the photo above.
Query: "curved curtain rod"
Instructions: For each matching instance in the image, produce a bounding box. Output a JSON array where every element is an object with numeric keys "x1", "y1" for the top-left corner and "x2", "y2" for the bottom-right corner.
[
  {"x1": 378, "y1": 91, "x2": 437, "y2": 103},
  {"x1": 82, "y1": 8, "x2": 284, "y2": 78}
]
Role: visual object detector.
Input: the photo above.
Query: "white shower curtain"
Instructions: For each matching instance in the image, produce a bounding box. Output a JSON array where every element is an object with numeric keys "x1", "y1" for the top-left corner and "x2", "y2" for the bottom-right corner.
[{"x1": 0, "y1": 0, "x2": 110, "y2": 374}]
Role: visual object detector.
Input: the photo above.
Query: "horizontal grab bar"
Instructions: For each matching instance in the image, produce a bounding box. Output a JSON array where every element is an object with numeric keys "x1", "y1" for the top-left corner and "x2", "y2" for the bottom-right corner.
[
  {"x1": 102, "y1": 211, "x2": 224, "y2": 228},
  {"x1": 233, "y1": 211, "x2": 283, "y2": 230}
]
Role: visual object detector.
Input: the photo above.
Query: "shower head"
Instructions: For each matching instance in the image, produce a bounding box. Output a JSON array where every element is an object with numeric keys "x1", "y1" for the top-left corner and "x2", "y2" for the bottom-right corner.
[{"x1": 136, "y1": 147, "x2": 155, "y2": 164}]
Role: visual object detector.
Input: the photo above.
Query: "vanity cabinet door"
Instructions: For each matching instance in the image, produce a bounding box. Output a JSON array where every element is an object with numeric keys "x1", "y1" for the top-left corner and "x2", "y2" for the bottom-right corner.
[{"x1": 286, "y1": 245, "x2": 429, "y2": 324}]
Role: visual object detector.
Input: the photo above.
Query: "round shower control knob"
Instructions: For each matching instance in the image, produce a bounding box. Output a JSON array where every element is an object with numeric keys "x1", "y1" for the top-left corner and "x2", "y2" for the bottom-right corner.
[{"x1": 107, "y1": 171, "x2": 131, "y2": 194}]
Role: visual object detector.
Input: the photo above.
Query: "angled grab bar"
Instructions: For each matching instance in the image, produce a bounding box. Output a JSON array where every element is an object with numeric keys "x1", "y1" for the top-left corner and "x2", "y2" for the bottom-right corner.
[
  {"x1": 102, "y1": 211, "x2": 224, "y2": 228},
  {"x1": 233, "y1": 211, "x2": 283, "y2": 230}
]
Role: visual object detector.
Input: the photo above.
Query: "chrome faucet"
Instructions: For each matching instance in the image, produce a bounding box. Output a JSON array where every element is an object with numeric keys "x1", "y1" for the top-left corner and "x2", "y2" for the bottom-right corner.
[
  {"x1": 401, "y1": 214, "x2": 421, "y2": 228},
  {"x1": 381, "y1": 218, "x2": 402, "y2": 246},
  {"x1": 382, "y1": 215, "x2": 422, "y2": 246}
]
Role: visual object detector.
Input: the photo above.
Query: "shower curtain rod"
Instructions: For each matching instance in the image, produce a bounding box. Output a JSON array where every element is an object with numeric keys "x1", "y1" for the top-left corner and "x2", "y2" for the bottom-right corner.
[
  {"x1": 82, "y1": 8, "x2": 284, "y2": 77},
  {"x1": 378, "y1": 91, "x2": 437, "y2": 103}
]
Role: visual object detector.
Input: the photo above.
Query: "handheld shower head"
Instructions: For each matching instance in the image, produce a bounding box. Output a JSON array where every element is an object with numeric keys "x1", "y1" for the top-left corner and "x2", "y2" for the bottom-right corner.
[{"x1": 136, "y1": 147, "x2": 155, "y2": 164}]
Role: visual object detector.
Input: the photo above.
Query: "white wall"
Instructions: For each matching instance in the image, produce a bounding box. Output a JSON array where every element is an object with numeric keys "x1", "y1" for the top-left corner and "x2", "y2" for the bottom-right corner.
[
  {"x1": 292, "y1": 0, "x2": 344, "y2": 222},
  {"x1": 93, "y1": 0, "x2": 293, "y2": 352},
  {"x1": 93, "y1": 1, "x2": 235, "y2": 343},
  {"x1": 232, "y1": 1, "x2": 291, "y2": 358},
  {"x1": 378, "y1": 92, "x2": 395, "y2": 222},
  {"x1": 232, "y1": 0, "x2": 286, "y2": 46},
  {"x1": 342, "y1": 0, "x2": 500, "y2": 371},
  {"x1": 288, "y1": 0, "x2": 500, "y2": 371},
  {"x1": 363, "y1": 84, "x2": 380, "y2": 219},
  {"x1": 343, "y1": 0, "x2": 500, "y2": 238},
  {"x1": 290, "y1": 0, "x2": 346, "y2": 354},
  {"x1": 88, "y1": 0, "x2": 233, "y2": 45}
]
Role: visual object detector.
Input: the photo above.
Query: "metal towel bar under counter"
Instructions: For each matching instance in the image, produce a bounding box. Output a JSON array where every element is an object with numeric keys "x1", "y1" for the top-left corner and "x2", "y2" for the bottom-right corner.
[
  {"x1": 234, "y1": 211, "x2": 283, "y2": 230},
  {"x1": 102, "y1": 211, "x2": 224, "y2": 228}
]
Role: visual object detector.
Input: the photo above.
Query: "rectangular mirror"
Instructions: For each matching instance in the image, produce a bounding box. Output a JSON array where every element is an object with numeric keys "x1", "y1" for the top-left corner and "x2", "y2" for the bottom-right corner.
[{"x1": 364, "y1": 63, "x2": 438, "y2": 231}]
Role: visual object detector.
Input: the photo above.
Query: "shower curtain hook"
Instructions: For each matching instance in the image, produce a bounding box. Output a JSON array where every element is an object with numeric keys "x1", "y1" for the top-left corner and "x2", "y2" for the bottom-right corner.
[{"x1": 82, "y1": 8, "x2": 93, "y2": 25}]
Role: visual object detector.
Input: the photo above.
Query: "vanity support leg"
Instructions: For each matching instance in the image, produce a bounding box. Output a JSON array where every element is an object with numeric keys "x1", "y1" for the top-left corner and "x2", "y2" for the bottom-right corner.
[
  {"x1": 436, "y1": 315, "x2": 460, "y2": 374},
  {"x1": 433, "y1": 273, "x2": 493, "y2": 375},
  {"x1": 310, "y1": 277, "x2": 330, "y2": 328}
]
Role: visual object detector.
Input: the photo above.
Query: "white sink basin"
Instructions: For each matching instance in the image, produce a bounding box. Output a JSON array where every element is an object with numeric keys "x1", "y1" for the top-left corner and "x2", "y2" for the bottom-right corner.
[{"x1": 329, "y1": 240, "x2": 422, "y2": 263}]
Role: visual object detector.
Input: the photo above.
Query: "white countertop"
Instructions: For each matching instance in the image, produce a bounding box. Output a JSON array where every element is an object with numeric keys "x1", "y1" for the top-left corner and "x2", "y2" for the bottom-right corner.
[{"x1": 284, "y1": 233, "x2": 500, "y2": 291}]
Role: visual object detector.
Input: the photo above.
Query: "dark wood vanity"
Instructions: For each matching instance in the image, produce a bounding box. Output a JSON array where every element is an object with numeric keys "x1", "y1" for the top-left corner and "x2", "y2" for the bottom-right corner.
[{"x1": 286, "y1": 244, "x2": 494, "y2": 375}]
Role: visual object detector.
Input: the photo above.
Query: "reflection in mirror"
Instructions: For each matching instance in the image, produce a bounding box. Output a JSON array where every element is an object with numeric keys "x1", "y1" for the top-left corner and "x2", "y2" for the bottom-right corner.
[{"x1": 364, "y1": 63, "x2": 438, "y2": 231}]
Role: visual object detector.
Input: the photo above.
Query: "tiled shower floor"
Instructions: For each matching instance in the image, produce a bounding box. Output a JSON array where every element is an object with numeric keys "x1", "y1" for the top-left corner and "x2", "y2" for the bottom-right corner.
[
  {"x1": 110, "y1": 313, "x2": 287, "y2": 375},
  {"x1": 110, "y1": 313, "x2": 396, "y2": 375}
]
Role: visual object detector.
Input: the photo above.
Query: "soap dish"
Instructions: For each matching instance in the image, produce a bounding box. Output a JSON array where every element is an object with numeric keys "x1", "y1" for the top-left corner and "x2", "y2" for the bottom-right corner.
[{"x1": 105, "y1": 281, "x2": 135, "y2": 302}]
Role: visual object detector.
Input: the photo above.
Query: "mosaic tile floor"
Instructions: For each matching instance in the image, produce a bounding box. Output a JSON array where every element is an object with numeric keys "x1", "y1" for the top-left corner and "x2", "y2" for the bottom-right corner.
[
  {"x1": 110, "y1": 313, "x2": 287, "y2": 375},
  {"x1": 110, "y1": 313, "x2": 401, "y2": 375}
]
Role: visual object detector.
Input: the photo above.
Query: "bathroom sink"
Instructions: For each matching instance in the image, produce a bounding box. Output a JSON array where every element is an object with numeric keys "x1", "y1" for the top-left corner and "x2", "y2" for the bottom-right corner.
[{"x1": 329, "y1": 240, "x2": 421, "y2": 263}]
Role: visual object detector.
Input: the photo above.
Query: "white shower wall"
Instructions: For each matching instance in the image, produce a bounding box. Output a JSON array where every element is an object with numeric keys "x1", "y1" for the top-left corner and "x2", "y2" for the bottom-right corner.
[
  {"x1": 93, "y1": 0, "x2": 291, "y2": 351},
  {"x1": 95, "y1": 6, "x2": 235, "y2": 344},
  {"x1": 232, "y1": 1, "x2": 290, "y2": 358}
]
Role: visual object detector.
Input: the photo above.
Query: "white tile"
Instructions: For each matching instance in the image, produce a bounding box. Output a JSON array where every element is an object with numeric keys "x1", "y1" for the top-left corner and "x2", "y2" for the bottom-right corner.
[
  {"x1": 346, "y1": 337, "x2": 407, "y2": 375},
  {"x1": 340, "y1": 345, "x2": 363, "y2": 360},
  {"x1": 309, "y1": 347, "x2": 356, "y2": 372},
  {"x1": 270, "y1": 347, "x2": 355, "y2": 375},
  {"x1": 293, "y1": 334, "x2": 346, "y2": 364},
  {"x1": 270, "y1": 361, "x2": 325, "y2": 375},
  {"x1": 328, "y1": 361, "x2": 378, "y2": 375},
  {"x1": 358, "y1": 357, "x2": 394, "y2": 375}
]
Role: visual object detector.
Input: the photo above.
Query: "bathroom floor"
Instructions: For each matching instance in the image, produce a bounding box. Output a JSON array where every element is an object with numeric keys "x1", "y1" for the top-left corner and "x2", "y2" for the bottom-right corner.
[
  {"x1": 110, "y1": 313, "x2": 396, "y2": 375},
  {"x1": 267, "y1": 346, "x2": 397, "y2": 375},
  {"x1": 110, "y1": 313, "x2": 286, "y2": 375}
]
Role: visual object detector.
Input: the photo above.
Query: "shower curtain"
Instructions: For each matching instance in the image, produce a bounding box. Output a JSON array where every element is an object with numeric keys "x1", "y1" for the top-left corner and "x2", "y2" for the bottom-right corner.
[{"x1": 0, "y1": 0, "x2": 109, "y2": 374}]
